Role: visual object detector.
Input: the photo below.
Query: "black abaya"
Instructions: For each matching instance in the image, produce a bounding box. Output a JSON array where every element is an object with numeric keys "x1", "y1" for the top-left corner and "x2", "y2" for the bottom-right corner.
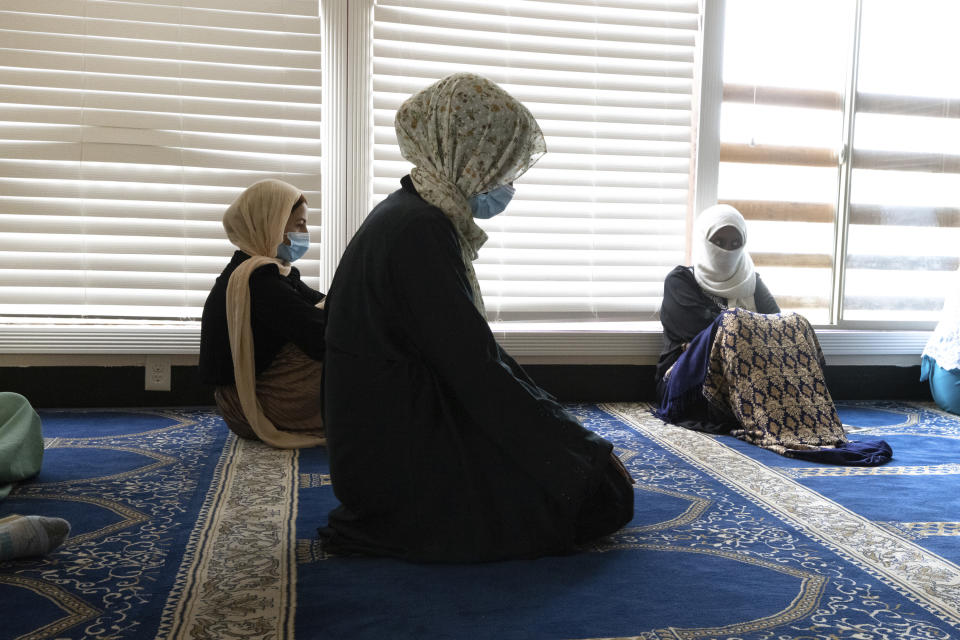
[{"x1": 319, "y1": 177, "x2": 632, "y2": 563}]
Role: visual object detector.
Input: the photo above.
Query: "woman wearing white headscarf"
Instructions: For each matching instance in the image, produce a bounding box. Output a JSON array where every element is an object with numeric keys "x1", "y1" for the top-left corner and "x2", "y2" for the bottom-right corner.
[
  {"x1": 653, "y1": 205, "x2": 891, "y2": 466},
  {"x1": 656, "y1": 204, "x2": 780, "y2": 402},
  {"x1": 199, "y1": 179, "x2": 326, "y2": 449},
  {"x1": 921, "y1": 266, "x2": 960, "y2": 414},
  {"x1": 319, "y1": 73, "x2": 634, "y2": 563}
]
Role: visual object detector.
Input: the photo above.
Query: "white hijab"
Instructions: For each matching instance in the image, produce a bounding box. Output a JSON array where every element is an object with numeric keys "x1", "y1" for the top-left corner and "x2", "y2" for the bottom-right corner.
[
  {"x1": 692, "y1": 204, "x2": 757, "y2": 311},
  {"x1": 223, "y1": 179, "x2": 325, "y2": 449},
  {"x1": 394, "y1": 72, "x2": 546, "y2": 313}
]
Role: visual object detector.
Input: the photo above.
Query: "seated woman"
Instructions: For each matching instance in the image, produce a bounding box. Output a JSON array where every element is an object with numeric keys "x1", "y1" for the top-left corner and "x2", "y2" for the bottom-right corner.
[
  {"x1": 319, "y1": 73, "x2": 634, "y2": 563},
  {"x1": 656, "y1": 204, "x2": 779, "y2": 433},
  {"x1": 921, "y1": 267, "x2": 960, "y2": 414},
  {"x1": 199, "y1": 180, "x2": 326, "y2": 449},
  {"x1": 655, "y1": 205, "x2": 891, "y2": 465}
]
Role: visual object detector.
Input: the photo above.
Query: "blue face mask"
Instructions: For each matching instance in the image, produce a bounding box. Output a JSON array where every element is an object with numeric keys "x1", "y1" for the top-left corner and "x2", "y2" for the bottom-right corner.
[
  {"x1": 469, "y1": 183, "x2": 515, "y2": 219},
  {"x1": 276, "y1": 232, "x2": 310, "y2": 263}
]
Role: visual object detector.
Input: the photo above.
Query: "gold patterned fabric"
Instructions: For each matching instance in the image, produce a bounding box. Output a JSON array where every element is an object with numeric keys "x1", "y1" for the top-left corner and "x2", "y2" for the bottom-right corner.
[{"x1": 703, "y1": 310, "x2": 847, "y2": 455}]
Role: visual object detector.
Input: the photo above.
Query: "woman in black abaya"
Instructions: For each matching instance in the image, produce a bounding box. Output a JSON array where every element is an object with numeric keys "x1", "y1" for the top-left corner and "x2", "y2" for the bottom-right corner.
[{"x1": 318, "y1": 73, "x2": 634, "y2": 563}]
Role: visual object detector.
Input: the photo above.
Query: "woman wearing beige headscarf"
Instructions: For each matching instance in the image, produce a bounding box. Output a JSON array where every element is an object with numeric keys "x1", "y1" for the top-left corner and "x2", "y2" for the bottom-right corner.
[
  {"x1": 199, "y1": 179, "x2": 326, "y2": 449},
  {"x1": 319, "y1": 73, "x2": 634, "y2": 563}
]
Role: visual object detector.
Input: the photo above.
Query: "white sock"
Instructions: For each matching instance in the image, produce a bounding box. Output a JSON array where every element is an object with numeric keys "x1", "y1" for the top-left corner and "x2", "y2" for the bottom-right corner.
[{"x1": 0, "y1": 514, "x2": 71, "y2": 560}]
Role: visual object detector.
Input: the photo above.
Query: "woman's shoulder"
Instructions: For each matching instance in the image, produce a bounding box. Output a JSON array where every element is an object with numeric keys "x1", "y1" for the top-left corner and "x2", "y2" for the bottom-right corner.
[
  {"x1": 368, "y1": 191, "x2": 456, "y2": 242},
  {"x1": 249, "y1": 262, "x2": 302, "y2": 289},
  {"x1": 665, "y1": 265, "x2": 695, "y2": 283},
  {"x1": 662, "y1": 265, "x2": 716, "y2": 306},
  {"x1": 250, "y1": 261, "x2": 281, "y2": 276}
]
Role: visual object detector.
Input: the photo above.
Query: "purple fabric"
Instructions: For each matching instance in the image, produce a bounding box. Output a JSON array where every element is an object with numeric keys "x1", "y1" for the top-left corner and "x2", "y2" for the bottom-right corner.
[{"x1": 653, "y1": 315, "x2": 722, "y2": 424}]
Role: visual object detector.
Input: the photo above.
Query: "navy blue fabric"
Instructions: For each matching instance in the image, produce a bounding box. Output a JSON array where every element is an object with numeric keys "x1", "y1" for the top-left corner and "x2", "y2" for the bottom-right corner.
[
  {"x1": 785, "y1": 438, "x2": 893, "y2": 466},
  {"x1": 653, "y1": 314, "x2": 722, "y2": 424}
]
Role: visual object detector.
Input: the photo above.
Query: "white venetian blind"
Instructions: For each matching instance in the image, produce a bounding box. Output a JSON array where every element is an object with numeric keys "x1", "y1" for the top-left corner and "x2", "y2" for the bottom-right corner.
[
  {"x1": 0, "y1": 0, "x2": 322, "y2": 321},
  {"x1": 371, "y1": 0, "x2": 698, "y2": 323}
]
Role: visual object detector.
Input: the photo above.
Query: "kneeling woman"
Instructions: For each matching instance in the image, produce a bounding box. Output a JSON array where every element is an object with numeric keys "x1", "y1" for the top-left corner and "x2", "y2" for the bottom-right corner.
[
  {"x1": 320, "y1": 73, "x2": 634, "y2": 563},
  {"x1": 199, "y1": 180, "x2": 326, "y2": 449},
  {"x1": 655, "y1": 205, "x2": 890, "y2": 465}
]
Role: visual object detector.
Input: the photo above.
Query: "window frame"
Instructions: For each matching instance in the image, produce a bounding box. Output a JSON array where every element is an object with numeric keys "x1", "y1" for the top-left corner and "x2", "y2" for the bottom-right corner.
[
  {"x1": 0, "y1": 0, "x2": 934, "y2": 360},
  {"x1": 716, "y1": 0, "x2": 956, "y2": 333}
]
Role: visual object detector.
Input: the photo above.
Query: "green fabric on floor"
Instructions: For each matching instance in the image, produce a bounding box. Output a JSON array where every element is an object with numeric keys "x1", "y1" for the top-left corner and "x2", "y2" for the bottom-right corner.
[{"x1": 0, "y1": 392, "x2": 43, "y2": 500}]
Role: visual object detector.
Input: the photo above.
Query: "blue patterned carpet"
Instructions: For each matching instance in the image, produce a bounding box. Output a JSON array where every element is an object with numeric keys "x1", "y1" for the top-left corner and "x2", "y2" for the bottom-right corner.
[{"x1": 1, "y1": 402, "x2": 959, "y2": 639}]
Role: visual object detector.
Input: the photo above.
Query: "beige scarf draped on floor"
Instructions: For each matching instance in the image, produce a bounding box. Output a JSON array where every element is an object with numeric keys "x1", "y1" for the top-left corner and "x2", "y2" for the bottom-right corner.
[
  {"x1": 394, "y1": 72, "x2": 547, "y2": 314},
  {"x1": 222, "y1": 179, "x2": 325, "y2": 449}
]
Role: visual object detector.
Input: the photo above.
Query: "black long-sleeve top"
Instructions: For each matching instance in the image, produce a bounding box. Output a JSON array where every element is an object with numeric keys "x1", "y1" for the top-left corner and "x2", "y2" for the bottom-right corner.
[
  {"x1": 656, "y1": 265, "x2": 779, "y2": 382},
  {"x1": 199, "y1": 250, "x2": 326, "y2": 386}
]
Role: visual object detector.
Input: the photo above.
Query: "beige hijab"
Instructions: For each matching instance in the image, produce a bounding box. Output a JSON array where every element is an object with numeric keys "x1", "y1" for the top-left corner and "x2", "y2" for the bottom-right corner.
[
  {"x1": 394, "y1": 72, "x2": 546, "y2": 313},
  {"x1": 222, "y1": 179, "x2": 325, "y2": 449}
]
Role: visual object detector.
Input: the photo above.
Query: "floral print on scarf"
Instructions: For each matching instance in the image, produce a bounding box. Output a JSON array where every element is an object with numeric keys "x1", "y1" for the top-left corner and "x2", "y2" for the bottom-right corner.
[{"x1": 395, "y1": 72, "x2": 546, "y2": 313}]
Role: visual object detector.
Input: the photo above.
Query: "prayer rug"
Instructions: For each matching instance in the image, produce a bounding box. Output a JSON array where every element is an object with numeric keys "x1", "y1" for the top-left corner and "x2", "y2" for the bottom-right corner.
[{"x1": 1, "y1": 402, "x2": 958, "y2": 639}]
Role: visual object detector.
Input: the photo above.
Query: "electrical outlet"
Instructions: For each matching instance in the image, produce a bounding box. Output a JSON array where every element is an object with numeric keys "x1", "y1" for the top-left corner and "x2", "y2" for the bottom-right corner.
[{"x1": 144, "y1": 355, "x2": 171, "y2": 391}]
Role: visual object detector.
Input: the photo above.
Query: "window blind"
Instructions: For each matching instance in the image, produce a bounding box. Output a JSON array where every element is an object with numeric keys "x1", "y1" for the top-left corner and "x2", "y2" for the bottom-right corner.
[
  {"x1": 0, "y1": 0, "x2": 321, "y2": 321},
  {"x1": 371, "y1": 0, "x2": 698, "y2": 323}
]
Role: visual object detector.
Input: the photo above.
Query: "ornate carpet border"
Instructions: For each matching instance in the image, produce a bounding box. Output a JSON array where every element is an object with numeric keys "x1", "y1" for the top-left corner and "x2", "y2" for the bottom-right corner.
[
  {"x1": 155, "y1": 436, "x2": 300, "y2": 640},
  {"x1": 603, "y1": 402, "x2": 960, "y2": 630}
]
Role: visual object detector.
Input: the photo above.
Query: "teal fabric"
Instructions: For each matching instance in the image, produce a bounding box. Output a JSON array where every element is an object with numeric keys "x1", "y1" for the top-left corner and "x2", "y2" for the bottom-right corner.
[
  {"x1": 0, "y1": 392, "x2": 43, "y2": 499},
  {"x1": 926, "y1": 358, "x2": 960, "y2": 415}
]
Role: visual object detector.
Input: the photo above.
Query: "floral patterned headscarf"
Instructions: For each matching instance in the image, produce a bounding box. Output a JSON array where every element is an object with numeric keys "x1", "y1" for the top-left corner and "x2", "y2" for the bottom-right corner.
[{"x1": 395, "y1": 72, "x2": 546, "y2": 313}]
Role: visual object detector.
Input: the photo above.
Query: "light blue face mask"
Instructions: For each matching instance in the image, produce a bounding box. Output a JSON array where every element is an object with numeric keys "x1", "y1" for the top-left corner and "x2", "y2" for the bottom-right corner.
[
  {"x1": 468, "y1": 183, "x2": 515, "y2": 219},
  {"x1": 276, "y1": 232, "x2": 310, "y2": 263}
]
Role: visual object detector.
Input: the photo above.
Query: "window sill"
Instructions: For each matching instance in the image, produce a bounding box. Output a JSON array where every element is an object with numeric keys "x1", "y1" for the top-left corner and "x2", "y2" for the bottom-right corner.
[{"x1": 0, "y1": 322, "x2": 932, "y2": 364}]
